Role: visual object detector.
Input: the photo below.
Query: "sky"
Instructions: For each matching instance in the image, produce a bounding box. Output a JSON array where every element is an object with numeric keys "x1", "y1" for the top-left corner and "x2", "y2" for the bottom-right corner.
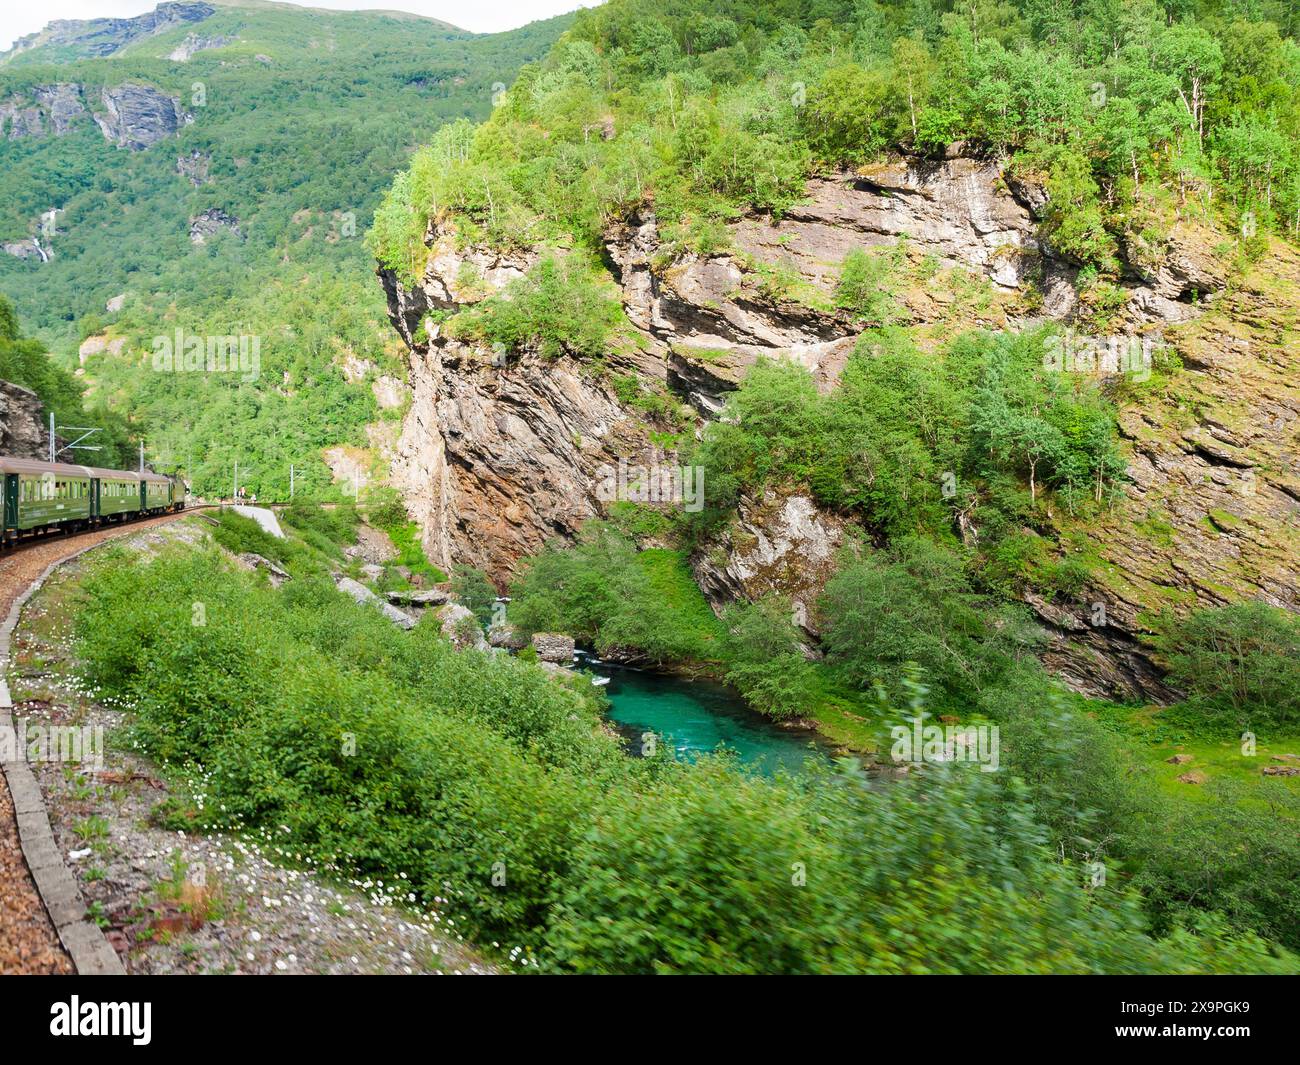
[{"x1": 0, "y1": 1, "x2": 600, "y2": 52}]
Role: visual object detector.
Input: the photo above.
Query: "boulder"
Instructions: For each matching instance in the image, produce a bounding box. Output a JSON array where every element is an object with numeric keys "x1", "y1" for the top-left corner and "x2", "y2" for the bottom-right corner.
[
  {"x1": 385, "y1": 587, "x2": 450, "y2": 607},
  {"x1": 436, "y1": 603, "x2": 487, "y2": 651},
  {"x1": 335, "y1": 576, "x2": 415, "y2": 630},
  {"x1": 488, "y1": 622, "x2": 526, "y2": 650},
  {"x1": 189, "y1": 207, "x2": 242, "y2": 245},
  {"x1": 531, "y1": 632, "x2": 575, "y2": 663},
  {"x1": 237, "y1": 552, "x2": 290, "y2": 588}
]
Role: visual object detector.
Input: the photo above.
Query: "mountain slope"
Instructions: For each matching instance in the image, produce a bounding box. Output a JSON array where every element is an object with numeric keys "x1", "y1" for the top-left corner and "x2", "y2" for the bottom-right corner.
[
  {"x1": 0, "y1": 0, "x2": 571, "y2": 495},
  {"x1": 372, "y1": 0, "x2": 1300, "y2": 702}
]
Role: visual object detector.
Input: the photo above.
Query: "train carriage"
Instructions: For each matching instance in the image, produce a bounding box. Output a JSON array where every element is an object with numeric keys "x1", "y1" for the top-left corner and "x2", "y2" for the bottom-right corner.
[
  {"x1": 1, "y1": 457, "x2": 94, "y2": 540},
  {"x1": 92, "y1": 468, "x2": 143, "y2": 520},
  {"x1": 2, "y1": 456, "x2": 185, "y2": 546},
  {"x1": 142, "y1": 472, "x2": 175, "y2": 514}
]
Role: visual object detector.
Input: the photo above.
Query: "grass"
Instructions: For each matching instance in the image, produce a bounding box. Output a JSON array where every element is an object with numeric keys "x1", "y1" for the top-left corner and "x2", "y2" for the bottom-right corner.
[
  {"x1": 383, "y1": 521, "x2": 447, "y2": 584},
  {"x1": 634, "y1": 548, "x2": 725, "y2": 662},
  {"x1": 1087, "y1": 699, "x2": 1300, "y2": 805}
]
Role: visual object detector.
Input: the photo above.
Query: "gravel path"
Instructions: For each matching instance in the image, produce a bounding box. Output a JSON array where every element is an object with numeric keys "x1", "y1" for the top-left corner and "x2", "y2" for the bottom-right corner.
[{"x1": 0, "y1": 513, "x2": 192, "y2": 974}]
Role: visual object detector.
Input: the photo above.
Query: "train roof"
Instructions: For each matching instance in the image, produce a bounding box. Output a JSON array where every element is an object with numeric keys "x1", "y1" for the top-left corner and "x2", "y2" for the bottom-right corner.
[
  {"x1": 0, "y1": 455, "x2": 173, "y2": 482},
  {"x1": 0, "y1": 456, "x2": 98, "y2": 478}
]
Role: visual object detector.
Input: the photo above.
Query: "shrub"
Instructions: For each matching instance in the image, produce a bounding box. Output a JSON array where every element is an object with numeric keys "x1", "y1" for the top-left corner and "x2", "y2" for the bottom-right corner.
[
  {"x1": 719, "y1": 596, "x2": 818, "y2": 720},
  {"x1": 1158, "y1": 603, "x2": 1300, "y2": 733},
  {"x1": 834, "y1": 247, "x2": 901, "y2": 325},
  {"x1": 458, "y1": 256, "x2": 624, "y2": 361}
]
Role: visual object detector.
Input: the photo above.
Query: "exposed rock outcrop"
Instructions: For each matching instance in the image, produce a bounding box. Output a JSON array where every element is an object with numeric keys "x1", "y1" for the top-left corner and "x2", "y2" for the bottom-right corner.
[
  {"x1": 690, "y1": 491, "x2": 852, "y2": 639},
  {"x1": 95, "y1": 84, "x2": 190, "y2": 150},
  {"x1": 189, "y1": 208, "x2": 241, "y2": 244},
  {"x1": 532, "y1": 632, "x2": 576, "y2": 663},
  {"x1": 1024, "y1": 241, "x2": 1300, "y2": 702},
  {"x1": 335, "y1": 576, "x2": 415, "y2": 630},
  {"x1": 1, "y1": 80, "x2": 190, "y2": 151},
  {"x1": 31, "y1": 84, "x2": 86, "y2": 135},
  {"x1": 0, "y1": 98, "x2": 45, "y2": 138},
  {"x1": 177, "y1": 150, "x2": 211, "y2": 186},
  {"x1": 437, "y1": 603, "x2": 488, "y2": 650},
  {"x1": 0, "y1": 381, "x2": 53, "y2": 459},
  {"x1": 236, "y1": 553, "x2": 291, "y2": 588},
  {"x1": 2, "y1": 239, "x2": 48, "y2": 262},
  {"x1": 168, "y1": 33, "x2": 234, "y2": 62},
  {"x1": 379, "y1": 151, "x2": 1292, "y2": 702},
  {"x1": 2, "y1": 3, "x2": 216, "y2": 63}
]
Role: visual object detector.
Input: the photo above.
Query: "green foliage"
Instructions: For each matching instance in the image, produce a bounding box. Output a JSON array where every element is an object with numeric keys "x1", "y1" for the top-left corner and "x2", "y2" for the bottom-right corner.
[
  {"x1": 690, "y1": 326, "x2": 1125, "y2": 553},
  {"x1": 211, "y1": 509, "x2": 292, "y2": 565},
  {"x1": 374, "y1": 0, "x2": 1300, "y2": 300},
  {"x1": 0, "y1": 7, "x2": 569, "y2": 493},
  {"x1": 719, "y1": 596, "x2": 818, "y2": 719},
  {"x1": 0, "y1": 295, "x2": 134, "y2": 466},
  {"x1": 545, "y1": 710, "x2": 1294, "y2": 975},
  {"x1": 833, "y1": 247, "x2": 902, "y2": 324},
  {"x1": 1157, "y1": 603, "x2": 1300, "y2": 734},
  {"x1": 451, "y1": 564, "x2": 498, "y2": 626},
  {"x1": 819, "y1": 537, "x2": 1039, "y2": 712},
  {"x1": 451, "y1": 255, "x2": 625, "y2": 361},
  {"x1": 508, "y1": 526, "x2": 716, "y2": 666},
  {"x1": 281, "y1": 503, "x2": 359, "y2": 551},
  {"x1": 66, "y1": 541, "x2": 1298, "y2": 971}
]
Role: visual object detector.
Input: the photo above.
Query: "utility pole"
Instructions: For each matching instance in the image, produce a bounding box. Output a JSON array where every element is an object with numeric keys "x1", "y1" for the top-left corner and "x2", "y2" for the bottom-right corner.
[
  {"x1": 139, "y1": 441, "x2": 145, "y2": 474},
  {"x1": 50, "y1": 416, "x2": 103, "y2": 463},
  {"x1": 233, "y1": 461, "x2": 239, "y2": 503},
  {"x1": 290, "y1": 464, "x2": 295, "y2": 500}
]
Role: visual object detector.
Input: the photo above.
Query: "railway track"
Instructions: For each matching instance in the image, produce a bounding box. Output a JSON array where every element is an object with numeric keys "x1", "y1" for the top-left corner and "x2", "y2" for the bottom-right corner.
[{"x1": 0, "y1": 507, "x2": 199, "y2": 974}]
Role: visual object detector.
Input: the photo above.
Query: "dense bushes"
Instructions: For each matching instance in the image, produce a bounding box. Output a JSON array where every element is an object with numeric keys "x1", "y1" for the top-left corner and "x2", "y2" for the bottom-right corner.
[
  {"x1": 211, "y1": 510, "x2": 294, "y2": 565},
  {"x1": 718, "y1": 596, "x2": 818, "y2": 720},
  {"x1": 508, "y1": 524, "x2": 720, "y2": 665},
  {"x1": 68, "y1": 543, "x2": 1296, "y2": 973},
  {"x1": 447, "y1": 255, "x2": 626, "y2": 361},
  {"x1": 688, "y1": 326, "x2": 1126, "y2": 547},
  {"x1": 819, "y1": 537, "x2": 1039, "y2": 712},
  {"x1": 1157, "y1": 602, "x2": 1300, "y2": 734}
]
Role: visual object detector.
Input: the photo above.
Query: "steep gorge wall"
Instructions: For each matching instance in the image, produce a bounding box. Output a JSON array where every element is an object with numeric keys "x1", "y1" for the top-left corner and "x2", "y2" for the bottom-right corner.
[
  {"x1": 380, "y1": 156, "x2": 1299, "y2": 701},
  {"x1": 0, "y1": 380, "x2": 53, "y2": 460}
]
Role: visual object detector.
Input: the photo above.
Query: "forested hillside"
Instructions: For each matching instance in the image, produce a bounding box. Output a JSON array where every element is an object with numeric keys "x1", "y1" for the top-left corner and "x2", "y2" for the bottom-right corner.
[
  {"x1": 371, "y1": 0, "x2": 1300, "y2": 965},
  {"x1": 0, "y1": 0, "x2": 569, "y2": 492},
  {"x1": 374, "y1": 0, "x2": 1300, "y2": 271}
]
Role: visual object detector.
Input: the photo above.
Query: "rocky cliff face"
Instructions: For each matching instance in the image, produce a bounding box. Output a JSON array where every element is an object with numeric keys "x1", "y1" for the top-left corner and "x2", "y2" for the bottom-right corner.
[
  {"x1": 94, "y1": 84, "x2": 191, "y2": 150},
  {"x1": 2, "y1": 3, "x2": 216, "y2": 63},
  {"x1": 0, "y1": 381, "x2": 52, "y2": 460},
  {"x1": 380, "y1": 155, "x2": 1297, "y2": 701},
  {"x1": 168, "y1": 33, "x2": 234, "y2": 62},
  {"x1": 1, "y1": 81, "x2": 188, "y2": 151},
  {"x1": 379, "y1": 225, "x2": 666, "y2": 578}
]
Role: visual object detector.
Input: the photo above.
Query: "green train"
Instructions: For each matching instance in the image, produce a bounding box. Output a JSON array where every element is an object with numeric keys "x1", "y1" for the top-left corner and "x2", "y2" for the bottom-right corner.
[{"x1": 1, "y1": 456, "x2": 185, "y2": 546}]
